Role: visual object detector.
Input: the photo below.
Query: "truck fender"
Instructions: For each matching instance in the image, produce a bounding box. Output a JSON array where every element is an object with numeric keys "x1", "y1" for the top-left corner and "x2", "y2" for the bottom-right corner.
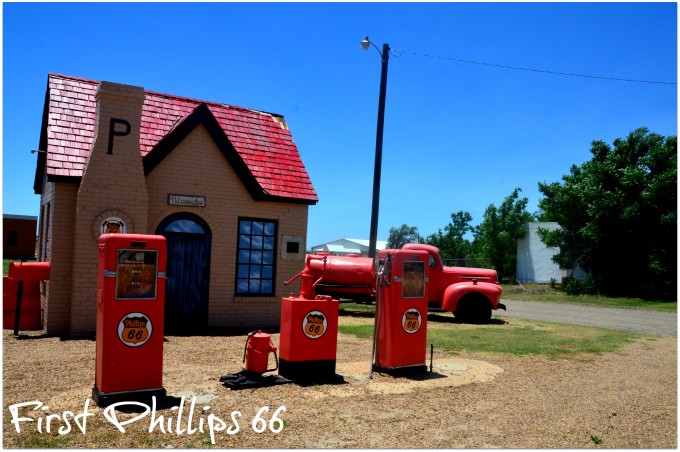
[{"x1": 441, "y1": 281, "x2": 502, "y2": 312}]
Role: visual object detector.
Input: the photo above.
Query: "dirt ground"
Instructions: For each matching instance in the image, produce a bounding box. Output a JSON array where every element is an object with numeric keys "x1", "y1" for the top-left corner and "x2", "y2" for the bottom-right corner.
[{"x1": 2, "y1": 316, "x2": 677, "y2": 449}]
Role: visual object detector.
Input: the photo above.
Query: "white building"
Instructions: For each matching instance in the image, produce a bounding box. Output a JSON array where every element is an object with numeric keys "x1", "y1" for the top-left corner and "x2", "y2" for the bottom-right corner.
[
  {"x1": 516, "y1": 222, "x2": 569, "y2": 283},
  {"x1": 310, "y1": 238, "x2": 387, "y2": 257}
]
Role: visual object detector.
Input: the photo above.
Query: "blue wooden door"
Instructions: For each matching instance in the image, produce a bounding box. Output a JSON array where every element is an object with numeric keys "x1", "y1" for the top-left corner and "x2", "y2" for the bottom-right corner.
[{"x1": 157, "y1": 215, "x2": 211, "y2": 334}]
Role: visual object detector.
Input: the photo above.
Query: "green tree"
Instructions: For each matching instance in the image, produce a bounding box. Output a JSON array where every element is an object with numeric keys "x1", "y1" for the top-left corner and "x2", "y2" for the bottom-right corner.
[
  {"x1": 425, "y1": 211, "x2": 476, "y2": 260},
  {"x1": 537, "y1": 128, "x2": 677, "y2": 298},
  {"x1": 475, "y1": 188, "x2": 533, "y2": 281},
  {"x1": 386, "y1": 224, "x2": 420, "y2": 249}
]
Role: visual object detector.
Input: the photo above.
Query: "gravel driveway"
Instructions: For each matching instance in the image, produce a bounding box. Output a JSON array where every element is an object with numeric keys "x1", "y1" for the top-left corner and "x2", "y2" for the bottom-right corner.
[
  {"x1": 3, "y1": 323, "x2": 677, "y2": 449},
  {"x1": 497, "y1": 299, "x2": 677, "y2": 336}
]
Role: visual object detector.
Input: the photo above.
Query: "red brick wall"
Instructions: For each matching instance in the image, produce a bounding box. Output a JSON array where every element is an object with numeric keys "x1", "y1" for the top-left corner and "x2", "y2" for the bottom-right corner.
[
  {"x1": 3, "y1": 217, "x2": 37, "y2": 259},
  {"x1": 38, "y1": 182, "x2": 78, "y2": 336}
]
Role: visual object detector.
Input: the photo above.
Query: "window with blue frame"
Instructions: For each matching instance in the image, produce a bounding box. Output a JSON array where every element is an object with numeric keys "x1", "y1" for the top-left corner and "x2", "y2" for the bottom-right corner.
[{"x1": 236, "y1": 218, "x2": 277, "y2": 295}]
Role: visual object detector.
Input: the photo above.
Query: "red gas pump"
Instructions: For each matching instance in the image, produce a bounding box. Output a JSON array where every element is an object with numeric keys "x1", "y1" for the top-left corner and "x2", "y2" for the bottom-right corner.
[
  {"x1": 371, "y1": 249, "x2": 429, "y2": 375},
  {"x1": 93, "y1": 234, "x2": 167, "y2": 407}
]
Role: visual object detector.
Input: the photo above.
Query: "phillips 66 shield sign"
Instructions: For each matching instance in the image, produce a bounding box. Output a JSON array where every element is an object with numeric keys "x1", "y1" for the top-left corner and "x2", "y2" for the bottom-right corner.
[
  {"x1": 118, "y1": 312, "x2": 153, "y2": 347},
  {"x1": 402, "y1": 308, "x2": 422, "y2": 334},
  {"x1": 302, "y1": 310, "x2": 328, "y2": 339}
]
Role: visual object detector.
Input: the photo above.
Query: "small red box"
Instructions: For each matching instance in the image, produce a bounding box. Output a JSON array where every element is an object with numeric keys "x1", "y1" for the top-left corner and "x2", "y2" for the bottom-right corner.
[
  {"x1": 279, "y1": 296, "x2": 339, "y2": 382},
  {"x1": 93, "y1": 234, "x2": 167, "y2": 406}
]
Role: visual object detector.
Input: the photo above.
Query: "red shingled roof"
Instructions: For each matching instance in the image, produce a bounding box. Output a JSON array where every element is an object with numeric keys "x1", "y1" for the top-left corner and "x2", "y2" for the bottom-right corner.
[{"x1": 35, "y1": 73, "x2": 318, "y2": 204}]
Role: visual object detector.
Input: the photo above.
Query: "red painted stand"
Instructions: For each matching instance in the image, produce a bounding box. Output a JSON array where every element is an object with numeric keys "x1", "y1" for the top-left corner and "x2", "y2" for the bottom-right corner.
[{"x1": 278, "y1": 295, "x2": 339, "y2": 383}]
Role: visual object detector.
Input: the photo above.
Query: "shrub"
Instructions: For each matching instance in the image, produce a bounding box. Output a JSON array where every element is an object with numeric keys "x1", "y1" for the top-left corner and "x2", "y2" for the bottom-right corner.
[{"x1": 564, "y1": 275, "x2": 598, "y2": 295}]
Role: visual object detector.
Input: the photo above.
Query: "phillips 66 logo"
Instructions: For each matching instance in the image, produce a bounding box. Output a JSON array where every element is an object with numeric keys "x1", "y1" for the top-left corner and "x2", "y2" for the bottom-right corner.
[
  {"x1": 118, "y1": 312, "x2": 152, "y2": 346},
  {"x1": 302, "y1": 311, "x2": 327, "y2": 339},
  {"x1": 402, "y1": 308, "x2": 422, "y2": 334}
]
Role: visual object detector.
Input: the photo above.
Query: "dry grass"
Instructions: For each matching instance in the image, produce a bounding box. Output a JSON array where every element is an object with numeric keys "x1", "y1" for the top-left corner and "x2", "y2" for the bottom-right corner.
[{"x1": 2, "y1": 316, "x2": 677, "y2": 448}]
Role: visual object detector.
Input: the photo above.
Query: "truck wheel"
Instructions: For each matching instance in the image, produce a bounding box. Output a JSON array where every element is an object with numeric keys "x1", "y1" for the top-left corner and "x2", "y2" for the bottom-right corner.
[{"x1": 455, "y1": 296, "x2": 492, "y2": 324}]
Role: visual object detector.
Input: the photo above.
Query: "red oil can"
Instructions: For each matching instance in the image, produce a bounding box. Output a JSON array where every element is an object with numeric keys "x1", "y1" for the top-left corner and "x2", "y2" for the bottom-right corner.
[{"x1": 244, "y1": 331, "x2": 278, "y2": 374}]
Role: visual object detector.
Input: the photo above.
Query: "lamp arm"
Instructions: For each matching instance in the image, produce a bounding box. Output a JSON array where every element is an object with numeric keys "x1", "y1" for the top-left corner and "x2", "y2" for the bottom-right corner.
[{"x1": 368, "y1": 40, "x2": 383, "y2": 57}]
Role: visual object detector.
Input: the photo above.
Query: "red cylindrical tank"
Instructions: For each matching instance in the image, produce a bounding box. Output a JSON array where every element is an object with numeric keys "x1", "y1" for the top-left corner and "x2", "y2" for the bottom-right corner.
[
  {"x1": 310, "y1": 255, "x2": 374, "y2": 287},
  {"x1": 8, "y1": 261, "x2": 50, "y2": 281},
  {"x1": 286, "y1": 254, "x2": 376, "y2": 301},
  {"x1": 244, "y1": 331, "x2": 277, "y2": 374}
]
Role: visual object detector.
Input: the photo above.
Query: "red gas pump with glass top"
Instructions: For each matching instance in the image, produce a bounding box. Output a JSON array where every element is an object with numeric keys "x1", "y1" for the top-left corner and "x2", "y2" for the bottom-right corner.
[
  {"x1": 93, "y1": 234, "x2": 167, "y2": 407},
  {"x1": 371, "y1": 249, "x2": 429, "y2": 374}
]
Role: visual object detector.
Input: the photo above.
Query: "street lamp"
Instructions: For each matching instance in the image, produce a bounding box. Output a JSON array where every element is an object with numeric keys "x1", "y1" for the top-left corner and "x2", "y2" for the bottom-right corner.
[{"x1": 361, "y1": 36, "x2": 390, "y2": 260}]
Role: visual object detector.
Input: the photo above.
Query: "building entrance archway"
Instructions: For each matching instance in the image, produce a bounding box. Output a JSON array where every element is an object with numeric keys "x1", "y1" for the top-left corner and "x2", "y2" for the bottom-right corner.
[{"x1": 156, "y1": 213, "x2": 211, "y2": 334}]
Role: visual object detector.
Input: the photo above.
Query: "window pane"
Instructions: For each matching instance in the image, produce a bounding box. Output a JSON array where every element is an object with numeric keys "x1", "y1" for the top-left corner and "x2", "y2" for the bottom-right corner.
[
  {"x1": 251, "y1": 235, "x2": 263, "y2": 250},
  {"x1": 263, "y1": 251, "x2": 274, "y2": 265},
  {"x1": 249, "y1": 280, "x2": 261, "y2": 293},
  {"x1": 252, "y1": 221, "x2": 263, "y2": 235},
  {"x1": 251, "y1": 251, "x2": 262, "y2": 264},
  {"x1": 165, "y1": 219, "x2": 204, "y2": 234},
  {"x1": 262, "y1": 265, "x2": 273, "y2": 279},
  {"x1": 261, "y1": 280, "x2": 272, "y2": 294},
  {"x1": 238, "y1": 265, "x2": 249, "y2": 278},
  {"x1": 249, "y1": 265, "x2": 261, "y2": 279},
  {"x1": 238, "y1": 250, "x2": 250, "y2": 264},
  {"x1": 239, "y1": 235, "x2": 250, "y2": 249},
  {"x1": 237, "y1": 279, "x2": 249, "y2": 293},
  {"x1": 264, "y1": 222, "x2": 275, "y2": 236},
  {"x1": 239, "y1": 221, "x2": 251, "y2": 234},
  {"x1": 264, "y1": 236, "x2": 275, "y2": 250},
  {"x1": 286, "y1": 241, "x2": 300, "y2": 254}
]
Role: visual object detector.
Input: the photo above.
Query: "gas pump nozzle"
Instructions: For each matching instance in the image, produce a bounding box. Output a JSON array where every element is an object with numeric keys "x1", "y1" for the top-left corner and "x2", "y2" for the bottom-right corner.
[
  {"x1": 373, "y1": 253, "x2": 391, "y2": 291},
  {"x1": 369, "y1": 253, "x2": 392, "y2": 379}
]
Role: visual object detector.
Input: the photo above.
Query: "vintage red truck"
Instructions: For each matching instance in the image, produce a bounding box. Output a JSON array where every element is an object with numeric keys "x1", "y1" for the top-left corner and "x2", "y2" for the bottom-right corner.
[{"x1": 289, "y1": 243, "x2": 505, "y2": 323}]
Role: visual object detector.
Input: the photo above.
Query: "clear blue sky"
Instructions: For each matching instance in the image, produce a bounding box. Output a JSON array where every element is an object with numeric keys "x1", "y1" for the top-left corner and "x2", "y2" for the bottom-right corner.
[{"x1": 3, "y1": 2, "x2": 677, "y2": 249}]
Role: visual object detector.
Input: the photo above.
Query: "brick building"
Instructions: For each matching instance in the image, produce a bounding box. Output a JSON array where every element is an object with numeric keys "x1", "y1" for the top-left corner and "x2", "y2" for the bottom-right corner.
[
  {"x1": 3, "y1": 214, "x2": 38, "y2": 259},
  {"x1": 33, "y1": 73, "x2": 317, "y2": 336}
]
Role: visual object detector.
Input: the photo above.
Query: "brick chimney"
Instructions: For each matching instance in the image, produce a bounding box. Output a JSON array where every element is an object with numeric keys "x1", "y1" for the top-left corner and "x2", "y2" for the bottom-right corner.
[{"x1": 71, "y1": 81, "x2": 149, "y2": 335}]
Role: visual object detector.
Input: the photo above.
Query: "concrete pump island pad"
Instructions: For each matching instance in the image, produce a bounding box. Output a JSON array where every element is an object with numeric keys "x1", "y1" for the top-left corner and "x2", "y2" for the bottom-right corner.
[
  {"x1": 9, "y1": 351, "x2": 503, "y2": 425},
  {"x1": 324, "y1": 358, "x2": 503, "y2": 398}
]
